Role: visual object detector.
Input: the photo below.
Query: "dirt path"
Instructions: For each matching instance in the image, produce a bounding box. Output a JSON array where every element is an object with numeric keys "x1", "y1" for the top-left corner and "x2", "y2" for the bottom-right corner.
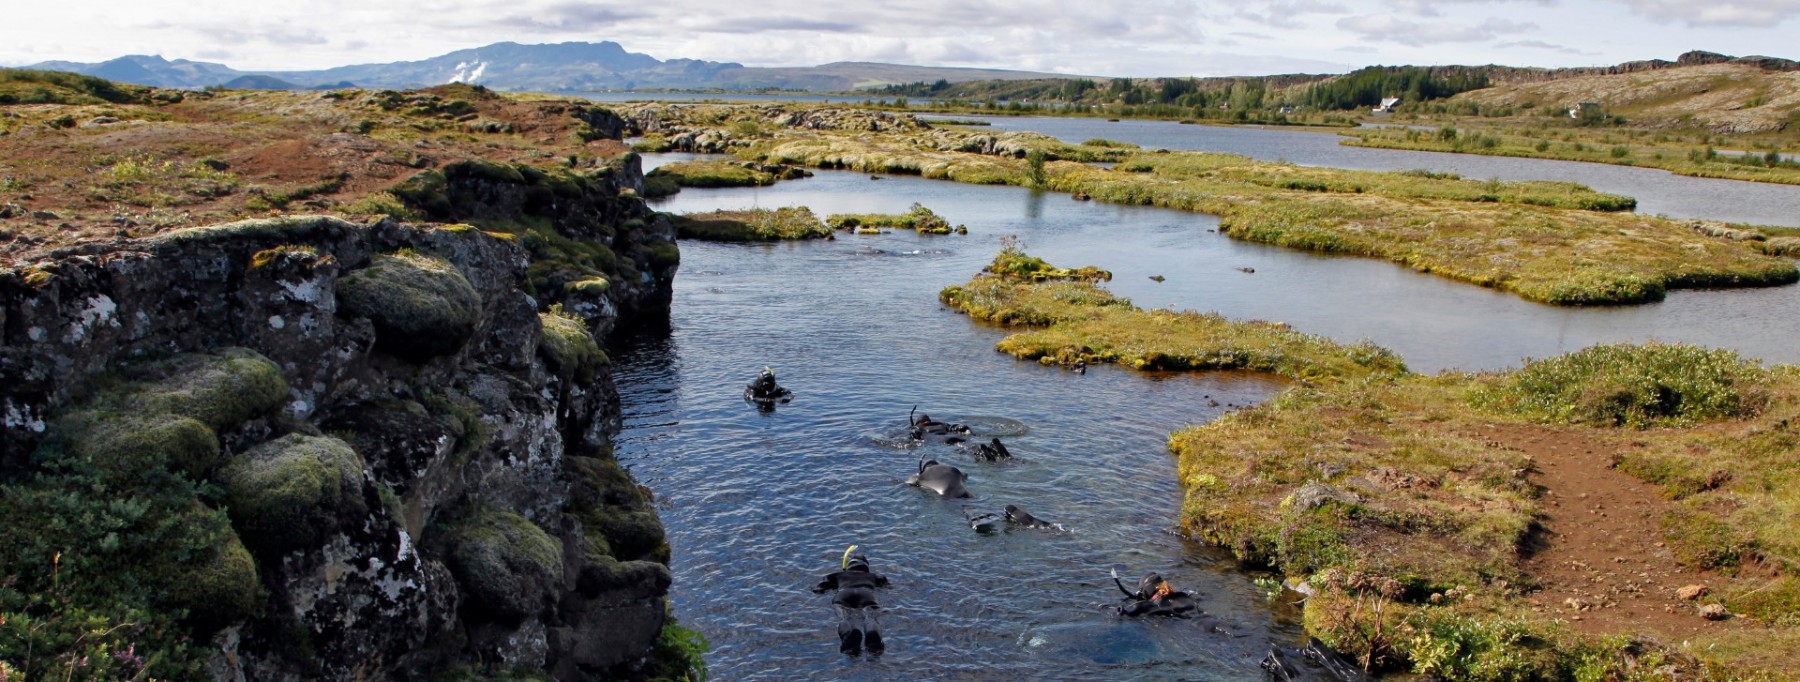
[{"x1": 1484, "y1": 424, "x2": 1746, "y2": 642}]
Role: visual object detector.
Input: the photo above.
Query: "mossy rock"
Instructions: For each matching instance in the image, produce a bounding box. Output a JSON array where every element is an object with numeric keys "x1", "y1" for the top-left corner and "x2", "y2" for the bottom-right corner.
[
  {"x1": 538, "y1": 313, "x2": 609, "y2": 384},
  {"x1": 568, "y1": 456, "x2": 665, "y2": 561},
  {"x1": 152, "y1": 512, "x2": 262, "y2": 630},
  {"x1": 219, "y1": 434, "x2": 367, "y2": 557},
  {"x1": 150, "y1": 216, "x2": 361, "y2": 248},
  {"x1": 125, "y1": 348, "x2": 290, "y2": 430},
  {"x1": 55, "y1": 410, "x2": 220, "y2": 480},
  {"x1": 336, "y1": 252, "x2": 482, "y2": 362},
  {"x1": 432, "y1": 503, "x2": 565, "y2": 622},
  {"x1": 644, "y1": 240, "x2": 680, "y2": 270}
]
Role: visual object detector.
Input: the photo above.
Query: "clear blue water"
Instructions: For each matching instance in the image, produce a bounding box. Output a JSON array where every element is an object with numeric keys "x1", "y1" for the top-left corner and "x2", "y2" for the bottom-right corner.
[{"x1": 613, "y1": 133, "x2": 1800, "y2": 679}]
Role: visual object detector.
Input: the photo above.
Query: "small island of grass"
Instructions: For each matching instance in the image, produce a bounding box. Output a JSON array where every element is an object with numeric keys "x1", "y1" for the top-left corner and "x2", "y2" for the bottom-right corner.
[
  {"x1": 827, "y1": 203, "x2": 966, "y2": 235},
  {"x1": 940, "y1": 248, "x2": 1406, "y2": 382},
  {"x1": 670, "y1": 206, "x2": 833, "y2": 241}
]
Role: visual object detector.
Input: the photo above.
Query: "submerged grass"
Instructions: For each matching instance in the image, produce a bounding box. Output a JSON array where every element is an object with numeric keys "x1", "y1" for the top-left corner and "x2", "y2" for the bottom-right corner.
[
  {"x1": 940, "y1": 249, "x2": 1406, "y2": 382},
  {"x1": 1169, "y1": 343, "x2": 1800, "y2": 679},
  {"x1": 635, "y1": 102, "x2": 1797, "y2": 306}
]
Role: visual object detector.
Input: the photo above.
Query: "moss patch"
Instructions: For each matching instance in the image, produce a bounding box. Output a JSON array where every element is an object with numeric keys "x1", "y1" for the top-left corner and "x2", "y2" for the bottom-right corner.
[
  {"x1": 219, "y1": 434, "x2": 367, "y2": 557},
  {"x1": 124, "y1": 347, "x2": 290, "y2": 430},
  {"x1": 538, "y1": 312, "x2": 609, "y2": 384},
  {"x1": 432, "y1": 503, "x2": 565, "y2": 621},
  {"x1": 336, "y1": 251, "x2": 482, "y2": 362}
]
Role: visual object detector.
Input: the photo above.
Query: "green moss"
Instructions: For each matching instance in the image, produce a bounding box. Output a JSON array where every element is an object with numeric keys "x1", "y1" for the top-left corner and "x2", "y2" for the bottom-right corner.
[
  {"x1": 219, "y1": 434, "x2": 366, "y2": 557},
  {"x1": 250, "y1": 244, "x2": 321, "y2": 270},
  {"x1": 566, "y1": 455, "x2": 666, "y2": 563},
  {"x1": 446, "y1": 158, "x2": 526, "y2": 185},
  {"x1": 644, "y1": 240, "x2": 681, "y2": 269},
  {"x1": 563, "y1": 276, "x2": 611, "y2": 296},
  {"x1": 55, "y1": 410, "x2": 221, "y2": 480},
  {"x1": 538, "y1": 312, "x2": 609, "y2": 383},
  {"x1": 156, "y1": 528, "x2": 262, "y2": 629},
  {"x1": 648, "y1": 160, "x2": 779, "y2": 189},
  {"x1": 344, "y1": 191, "x2": 417, "y2": 220},
  {"x1": 152, "y1": 216, "x2": 362, "y2": 248},
  {"x1": 336, "y1": 252, "x2": 482, "y2": 362},
  {"x1": 432, "y1": 503, "x2": 565, "y2": 620},
  {"x1": 126, "y1": 347, "x2": 290, "y2": 431}
]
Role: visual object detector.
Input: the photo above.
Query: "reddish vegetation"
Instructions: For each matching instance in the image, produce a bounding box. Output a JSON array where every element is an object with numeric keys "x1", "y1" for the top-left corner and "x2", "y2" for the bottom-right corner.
[{"x1": 0, "y1": 84, "x2": 632, "y2": 265}]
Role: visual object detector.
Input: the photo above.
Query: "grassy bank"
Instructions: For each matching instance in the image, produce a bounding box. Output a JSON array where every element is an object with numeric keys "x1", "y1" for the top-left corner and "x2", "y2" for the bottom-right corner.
[
  {"x1": 642, "y1": 159, "x2": 808, "y2": 198},
  {"x1": 939, "y1": 249, "x2": 1406, "y2": 382},
  {"x1": 1345, "y1": 125, "x2": 1800, "y2": 186},
  {"x1": 626, "y1": 103, "x2": 1796, "y2": 306},
  {"x1": 670, "y1": 206, "x2": 833, "y2": 241},
  {"x1": 1170, "y1": 343, "x2": 1800, "y2": 679}
]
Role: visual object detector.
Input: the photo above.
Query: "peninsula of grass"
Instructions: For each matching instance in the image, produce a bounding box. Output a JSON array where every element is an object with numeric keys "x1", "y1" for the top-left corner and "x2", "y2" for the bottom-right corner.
[
  {"x1": 1345, "y1": 124, "x2": 1800, "y2": 187},
  {"x1": 622, "y1": 103, "x2": 1797, "y2": 305},
  {"x1": 827, "y1": 203, "x2": 965, "y2": 234},
  {"x1": 939, "y1": 249, "x2": 1406, "y2": 382},
  {"x1": 670, "y1": 206, "x2": 833, "y2": 242},
  {"x1": 1169, "y1": 343, "x2": 1800, "y2": 680}
]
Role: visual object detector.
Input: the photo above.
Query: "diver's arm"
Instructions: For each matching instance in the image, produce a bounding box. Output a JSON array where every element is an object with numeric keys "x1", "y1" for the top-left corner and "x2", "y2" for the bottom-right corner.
[
  {"x1": 813, "y1": 575, "x2": 837, "y2": 593},
  {"x1": 1110, "y1": 568, "x2": 1138, "y2": 598}
]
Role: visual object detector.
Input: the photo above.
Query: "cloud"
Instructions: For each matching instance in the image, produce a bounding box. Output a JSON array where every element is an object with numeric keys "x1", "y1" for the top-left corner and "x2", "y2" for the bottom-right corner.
[
  {"x1": 1234, "y1": 1, "x2": 1349, "y2": 29},
  {"x1": 1495, "y1": 39, "x2": 1596, "y2": 55},
  {"x1": 1615, "y1": 0, "x2": 1800, "y2": 27},
  {"x1": 1335, "y1": 14, "x2": 1537, "y2": 45},
  {"x1": 685, "y1": 17, "x2": 867, "y2": 34},
  {"x1": 484, "y1": 4, "x2": 649, "y2": 30},
  {"x1": 1386, "y1": 0, "x2": 1557, "y2": 17}
]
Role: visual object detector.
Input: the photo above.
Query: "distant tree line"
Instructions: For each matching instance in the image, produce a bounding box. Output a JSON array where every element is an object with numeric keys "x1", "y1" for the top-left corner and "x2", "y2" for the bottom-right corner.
[{"x1": 869, "y1": 66, "x2": 1490, "y2": 114}]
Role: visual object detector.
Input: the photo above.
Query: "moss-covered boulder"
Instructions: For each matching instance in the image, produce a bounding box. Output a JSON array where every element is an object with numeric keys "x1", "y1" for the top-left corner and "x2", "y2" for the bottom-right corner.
[
  {"x1": 126, "y1": 347, "x2": 290, "y2": 430},
  {"x1": 433, "y1": 503, "x2": 565, "y2": 622},
  {"x1": 55, "y1": 410, "x2": 221, "y2": 480},
  {"x1": 155, "y1": 525, "x2": 262, "y2": 629},
  {"x1": 567, "y1": 456, "x2": 665, "y2": 562},
  {"x1": 538, "y1": 313, "x2": 609, "y2": 384},
  {"x1": 336, "y1": 252, "x2": 482, "y2": 362},
  {"x1": 219, "y1": 434, "x2": 368, "y2": 557}
]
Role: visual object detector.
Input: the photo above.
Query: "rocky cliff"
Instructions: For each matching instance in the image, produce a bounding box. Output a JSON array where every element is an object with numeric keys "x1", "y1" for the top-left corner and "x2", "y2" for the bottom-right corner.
[{"x1": 0, "y1": 143, "x2": 681, "y2": 679}]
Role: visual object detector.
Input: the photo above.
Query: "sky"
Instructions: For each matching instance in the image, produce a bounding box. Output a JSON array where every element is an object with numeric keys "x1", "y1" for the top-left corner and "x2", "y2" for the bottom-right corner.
[{"x1": 3, "y1": 0, "x2": 1798, "y2": 77}]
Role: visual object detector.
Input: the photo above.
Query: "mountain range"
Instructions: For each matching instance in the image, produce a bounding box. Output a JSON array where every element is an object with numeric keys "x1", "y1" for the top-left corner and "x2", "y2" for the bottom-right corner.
[{"x1": 25, "y1": 41, "x2": 1083, "y2": 93}]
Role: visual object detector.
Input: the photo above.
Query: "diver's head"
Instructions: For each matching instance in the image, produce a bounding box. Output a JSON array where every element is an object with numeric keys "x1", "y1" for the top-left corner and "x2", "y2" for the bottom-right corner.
[
  {"x1": 1003, "y1": 504, "x2": 1023, "y2": 520},
  {"x1": 843, "y1": 545, "x2": 870, "y2": 572},
  {"x1": 759, "y1": 366, "x2": 776, "y2": 381},
  {"x1": 1138, "y1": 573, "x2": 1166, "y2": 595}
]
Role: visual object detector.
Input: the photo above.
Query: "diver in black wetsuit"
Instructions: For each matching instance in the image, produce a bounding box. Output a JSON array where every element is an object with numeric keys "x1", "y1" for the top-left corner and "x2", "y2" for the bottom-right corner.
[
  {"x1": 745, "y1": 367, "x2": 792, "y2": 406},
  {"x1": 813, "y1": 546, "x2": 891, "y2": 654},
  {"x1": 1111, "y1": 568, "x2": 1199, "y2": 617},
  {"x1": 908, "y1": 408, "x2": 972, "y2": 443}
]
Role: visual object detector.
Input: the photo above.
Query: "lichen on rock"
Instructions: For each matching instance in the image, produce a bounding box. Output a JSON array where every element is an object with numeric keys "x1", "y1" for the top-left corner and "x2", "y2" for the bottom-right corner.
[{"x1": 335, "y1": 251, "x2": 482, "y2": 361}]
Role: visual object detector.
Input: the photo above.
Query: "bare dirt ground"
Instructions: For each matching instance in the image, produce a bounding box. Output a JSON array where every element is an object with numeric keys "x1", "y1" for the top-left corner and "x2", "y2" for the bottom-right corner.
[{"x1": 1486, "y1": 424, "x2": 1751, "y2": 642}]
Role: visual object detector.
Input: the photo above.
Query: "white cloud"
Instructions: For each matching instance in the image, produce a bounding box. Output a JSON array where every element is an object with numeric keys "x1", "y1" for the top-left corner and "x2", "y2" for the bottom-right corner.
[
  {"x1": 1336, "y1": 13, "x2": 1537, "y2": 44},
  {"x1": 1387, "y1": 0, "x2": 1557, "y2": 17},
  {"x1": 1615, "y1": 0, "x2": 1800, "y2": 27}
]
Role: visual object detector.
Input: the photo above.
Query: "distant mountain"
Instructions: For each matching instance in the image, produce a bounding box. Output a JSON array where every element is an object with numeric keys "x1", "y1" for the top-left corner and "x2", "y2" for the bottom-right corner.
[{"x1": 25, "y1": 41, "x2": 1083, "y2": 93}]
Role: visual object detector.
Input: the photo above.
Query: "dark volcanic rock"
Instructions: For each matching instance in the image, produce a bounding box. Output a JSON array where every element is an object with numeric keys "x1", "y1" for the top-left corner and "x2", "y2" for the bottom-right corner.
[{"x1": 0, "y1": 158, "x2": 677, "y2": 680}]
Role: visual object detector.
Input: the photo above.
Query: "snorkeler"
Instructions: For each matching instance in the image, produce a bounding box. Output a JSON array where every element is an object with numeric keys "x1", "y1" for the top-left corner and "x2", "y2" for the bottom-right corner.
[
  {"x1": 813, "y1": 545, "x2": 891, "y2": 654},
  {"x1": 1111, "y1": 567, "x2": 1199, "y2": 617},
  {"x1": 744, "y1": 366, "x2": 793, "y2": 406}
]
